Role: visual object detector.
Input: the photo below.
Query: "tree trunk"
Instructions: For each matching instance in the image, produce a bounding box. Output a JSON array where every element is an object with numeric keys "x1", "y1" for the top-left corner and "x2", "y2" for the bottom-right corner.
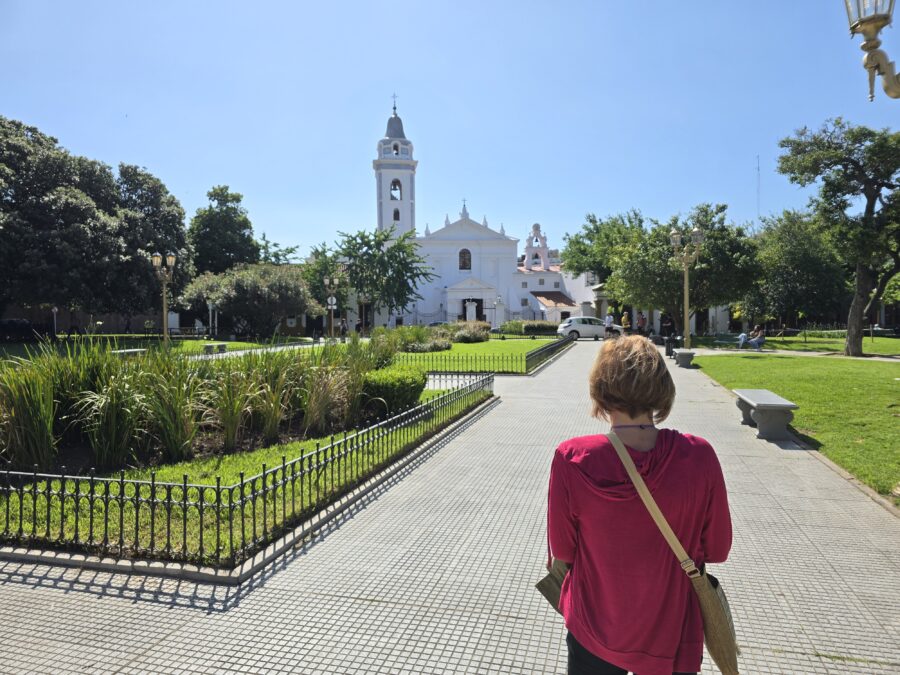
[{"x1": 845, "y1": 263, "x2": 873, "y2": 357}]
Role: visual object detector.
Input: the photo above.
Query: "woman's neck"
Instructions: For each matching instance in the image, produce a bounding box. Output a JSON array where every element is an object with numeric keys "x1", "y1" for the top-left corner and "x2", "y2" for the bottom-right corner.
[{"x1": 608, "y1": 412, "x2": 659, "y2": 452}]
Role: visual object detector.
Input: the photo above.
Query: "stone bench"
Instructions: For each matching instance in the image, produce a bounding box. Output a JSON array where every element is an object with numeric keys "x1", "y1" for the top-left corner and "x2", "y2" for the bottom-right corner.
[
  {"x1": 734, "y1": 388, "x2": 798, "y2": 440},
  {"x1": 203, "y1": 343, "x2": 228, "y2": 355},
  {"x1": 111, "y1": 348, "x2": 147, "y2": 357}
]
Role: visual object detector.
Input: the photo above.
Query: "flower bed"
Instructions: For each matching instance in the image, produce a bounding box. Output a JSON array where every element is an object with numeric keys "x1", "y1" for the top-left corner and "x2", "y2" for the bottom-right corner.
[{"x1": 0, "y1": 374, "x2": 494, "y2": 566}]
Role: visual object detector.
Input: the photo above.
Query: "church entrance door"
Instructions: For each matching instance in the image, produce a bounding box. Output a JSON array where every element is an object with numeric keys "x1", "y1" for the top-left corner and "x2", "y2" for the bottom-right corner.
[{"x1": 460, "y1": 298, "x2": 485, "y2": 322}]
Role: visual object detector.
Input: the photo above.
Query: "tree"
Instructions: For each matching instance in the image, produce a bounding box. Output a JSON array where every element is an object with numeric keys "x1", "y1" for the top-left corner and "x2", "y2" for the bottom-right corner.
[
  {"x1": 561, "y1": 211, "x2": 645, "y2": 283},
  {"x1": 0, "y1": 116, "x2": 192, "y2": 318},
  {"x1": 778, "y1": 118, "x2": 899, "y2": 356},
  {"x1": 258, "y1": 232, "x2": 300, "y2": 265},
  {"x1": 108, "y1": 164, "x2": 192, "y2": 316},
  {"x1": 187, "y1": 186, "x2": 260, "y2": 275},
  {"x1": 0, "y1": 117, "x2": 125, "y2": 314},
  {"x1": 605, "y1": 204, "x2": 757, "y2": 334},
  {"x1": 180, "y1": 264, "x2": 322, "y2": 337},
  {"x1": 302, "y1": 243, "x2": 350, "y2": 310},
  {"x1": 336, "y1": 227, "x2": 436, "y2": 319},
  {"x1": 746, "y1": 210, "x2": 847, "y2": 325}
]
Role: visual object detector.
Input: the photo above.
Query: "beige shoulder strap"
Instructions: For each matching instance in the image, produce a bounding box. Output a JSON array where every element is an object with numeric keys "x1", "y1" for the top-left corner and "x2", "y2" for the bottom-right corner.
[{"x1": 607, "y1": 432, "x2": 701, "y2": 579}]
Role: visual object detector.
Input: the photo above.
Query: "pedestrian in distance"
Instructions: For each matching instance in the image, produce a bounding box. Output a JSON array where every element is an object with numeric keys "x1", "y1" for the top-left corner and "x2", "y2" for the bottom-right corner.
[
  {"x1": 546, "y1": 335, "x2": 733, "y2": 675},
  {"x1": 621, "y1": 311, "x2": 631, "y2": 335},
  {"x1": 340, "y1": 318, "x2": 348, "y2": 338},
  {"x1": 737, "y1": 325, "x2": 765, "y2": 351},
  {"x1": 604, "y1": 311, "x2": 614, "y2": 338},
  {"x1": 636, "y1": 311, "x2": 647, "y2": 336}
]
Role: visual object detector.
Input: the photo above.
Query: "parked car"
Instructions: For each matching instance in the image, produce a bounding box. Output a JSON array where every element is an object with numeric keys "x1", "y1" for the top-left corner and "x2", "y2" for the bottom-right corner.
[
  {"x1": 427, "y1": 321, "x2": 448, "y2": 327},
  {"x1": 557, "y1": 316, "x2": 621, "y2": 340}
]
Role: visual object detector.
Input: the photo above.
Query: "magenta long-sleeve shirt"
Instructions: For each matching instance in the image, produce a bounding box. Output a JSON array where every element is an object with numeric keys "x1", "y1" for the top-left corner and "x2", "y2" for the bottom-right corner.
[{"x1": 548, "y1": 429, "x2": 732, "y2": 675}]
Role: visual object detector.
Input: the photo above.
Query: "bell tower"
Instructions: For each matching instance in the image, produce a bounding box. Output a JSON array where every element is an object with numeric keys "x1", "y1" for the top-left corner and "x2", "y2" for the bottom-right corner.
[{"x1": 373, "y1": 100, "x2": 417, "y2": 236}]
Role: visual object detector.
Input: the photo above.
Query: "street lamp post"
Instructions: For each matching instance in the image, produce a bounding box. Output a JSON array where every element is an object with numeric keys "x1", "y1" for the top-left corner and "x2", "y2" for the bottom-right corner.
[
  {"x1": 323, "y1": 274, "x2": 340, "y2": 339},
  {"x1": 843, "y1": 0, "x2": 899, "y2": 100},
  {"x1": 670, "y1": 227, "x2": 704, "y2": 350},
  {"x1": 207, "y1": 301, "x2": 216, "y2": 338},
  {"x1": 51, "y1": 306, "x2": 58, "y2": 337},
  {"x1": 151, "y1": 252, "x2": 176, "y2": 344}
]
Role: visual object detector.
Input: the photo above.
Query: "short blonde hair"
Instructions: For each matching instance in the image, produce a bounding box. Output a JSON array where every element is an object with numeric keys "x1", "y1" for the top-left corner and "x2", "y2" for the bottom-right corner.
[{"x1": 589, "y1": 336, "x2": 675, "y2": 423}]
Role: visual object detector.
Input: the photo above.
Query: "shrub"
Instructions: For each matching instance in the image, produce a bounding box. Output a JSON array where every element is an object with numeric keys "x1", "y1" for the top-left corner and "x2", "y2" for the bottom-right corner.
[
  {"x1": 453, "y1": 327, "x2": 490, "y2": 343},
  {"x1": 522, "y1": 320, "x2": 560, "y2": 335},
  {"x1": 460, "y1": 320, "x2": 491, "y2": 333},
  {"x1": 362, "y1": 364, "x2": 427, "y2": 417},
  {"x1": 403, "y1": 339, "x2": 452, "y2": 353},
  {"x1": 501, "y1": 320, "x2": 524, "y2": 335}
]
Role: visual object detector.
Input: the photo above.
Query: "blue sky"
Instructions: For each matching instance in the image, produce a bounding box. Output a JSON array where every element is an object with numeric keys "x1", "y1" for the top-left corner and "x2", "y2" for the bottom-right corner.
[{"x1": 2, "y1": 1, "x2": 897, "y2": 256}]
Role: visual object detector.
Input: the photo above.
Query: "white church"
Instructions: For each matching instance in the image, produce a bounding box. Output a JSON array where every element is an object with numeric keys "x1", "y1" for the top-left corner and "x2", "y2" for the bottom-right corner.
[{"x1": 363, "y1": 105, "x2": 597, "y2": 329}]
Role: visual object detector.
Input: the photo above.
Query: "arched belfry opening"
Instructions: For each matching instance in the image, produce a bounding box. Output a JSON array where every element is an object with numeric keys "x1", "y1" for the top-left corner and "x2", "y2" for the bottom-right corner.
[{"x1": 390, "y1": 179, "x2": 402, "y2": 201}]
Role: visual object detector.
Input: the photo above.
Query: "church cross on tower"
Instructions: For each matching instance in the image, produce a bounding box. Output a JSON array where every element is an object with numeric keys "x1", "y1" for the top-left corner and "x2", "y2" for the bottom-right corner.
[{"x1": 392, "y1": 92, "x2": 398, "y2": 114}]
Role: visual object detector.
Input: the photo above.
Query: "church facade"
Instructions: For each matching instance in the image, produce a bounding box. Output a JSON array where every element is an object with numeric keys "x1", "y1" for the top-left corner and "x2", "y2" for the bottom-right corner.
[{"x1": 370, "y1": 106, "x2": 595, "y2": 328}]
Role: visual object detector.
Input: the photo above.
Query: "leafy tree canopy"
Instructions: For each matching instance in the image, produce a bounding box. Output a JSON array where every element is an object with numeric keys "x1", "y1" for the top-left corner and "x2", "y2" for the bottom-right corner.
[
  {"x1": 0, "y1": 116, "x2": 189, "y2": 315},
  {"x1": 258, "y1": 232, "x2": 300, "y2": 265},
  {"x1": 778, "y1": 118, "x2": 898, "y2": 355},
  {"x1": 336, "y1": 227, "x2": 436, "y2": 317},
  {"x1": 180, "y1": 263, "x2": 322, "y2": 337},
  {"x1": 188, "y1": 185, "x2": 260, "y2": 275},
  {"x1": 605, "y1": 204, "x2": 757, "y2": 332},
  {"x1": 560, "y1": 210, "x2": 645, "y2": 283},
  {"x1": 740, "y1": 210, "x2": 847, "y2": 324}
]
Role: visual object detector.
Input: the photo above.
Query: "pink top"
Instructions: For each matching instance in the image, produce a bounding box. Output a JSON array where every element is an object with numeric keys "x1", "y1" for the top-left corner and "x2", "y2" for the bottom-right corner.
[{"x1": 547, "y1": 429, "x2": 732, "y2": 675}]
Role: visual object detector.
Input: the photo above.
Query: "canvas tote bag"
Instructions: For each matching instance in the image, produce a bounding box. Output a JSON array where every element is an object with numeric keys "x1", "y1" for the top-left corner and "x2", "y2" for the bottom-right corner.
[{"x1": 607, "y1": 432, "x2": 740, "y2": 675}]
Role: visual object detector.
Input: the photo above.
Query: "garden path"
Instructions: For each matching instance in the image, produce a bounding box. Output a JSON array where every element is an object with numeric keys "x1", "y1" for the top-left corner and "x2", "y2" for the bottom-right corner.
[{"x1": 0, "y1": 342, "x2": 899, "y2": 673}]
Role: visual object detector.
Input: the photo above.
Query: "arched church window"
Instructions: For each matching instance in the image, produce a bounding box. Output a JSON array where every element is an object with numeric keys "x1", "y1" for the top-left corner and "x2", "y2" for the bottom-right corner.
[
  {"x1": 390, "y1": 179, "x2": 402, "y2": 200},
  {"x1": 459, "y1": 249, "x2": 472, "y2": 271},
  {"x1": 392, "y1": 143, "x2": 399, "y2": 156},
  {"x1": 393, "y1": 208, "x2": 400, "y2": 222}
]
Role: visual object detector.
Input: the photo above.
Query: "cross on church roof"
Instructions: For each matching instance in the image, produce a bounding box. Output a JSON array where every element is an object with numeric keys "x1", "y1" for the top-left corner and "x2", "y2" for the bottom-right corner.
[{"x1": 391, "y1": 92, "x2": 398, "y2": 114}]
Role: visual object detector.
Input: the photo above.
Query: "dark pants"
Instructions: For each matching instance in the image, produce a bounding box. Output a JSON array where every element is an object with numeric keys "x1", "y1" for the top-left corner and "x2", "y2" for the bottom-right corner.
[{"x1": 567, "y1": 633, "x2": 696, "y2": 675}]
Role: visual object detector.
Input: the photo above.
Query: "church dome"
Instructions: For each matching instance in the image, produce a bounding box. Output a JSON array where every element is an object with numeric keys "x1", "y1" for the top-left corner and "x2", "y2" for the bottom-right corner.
[{"x1": 385, "y1": 111, "x2": 406, "y2": 140}]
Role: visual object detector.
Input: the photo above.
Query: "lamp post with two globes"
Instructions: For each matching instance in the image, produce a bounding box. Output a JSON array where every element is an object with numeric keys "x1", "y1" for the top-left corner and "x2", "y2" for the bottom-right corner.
[
  {"x1": 670, "y1": 227, "x2": 704, "y2": 351},
  {"x1": 151, "y1": 252, "x2": 176, "y2": 344}
]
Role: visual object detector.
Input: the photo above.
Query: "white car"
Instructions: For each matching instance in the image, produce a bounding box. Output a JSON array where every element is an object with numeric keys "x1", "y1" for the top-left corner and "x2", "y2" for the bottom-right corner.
[{"x1": 557, "y1": 317, "x2": 621, "y2": 340}]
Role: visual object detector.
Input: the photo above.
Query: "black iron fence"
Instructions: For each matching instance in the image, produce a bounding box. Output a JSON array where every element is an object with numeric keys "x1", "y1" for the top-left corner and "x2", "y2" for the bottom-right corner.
[
  {"x1": 0, "y1": 374, "x2": 494, "y2": 568},
  {"x1": 395, "y1": 335, "x2": 574, "y2": 374}
]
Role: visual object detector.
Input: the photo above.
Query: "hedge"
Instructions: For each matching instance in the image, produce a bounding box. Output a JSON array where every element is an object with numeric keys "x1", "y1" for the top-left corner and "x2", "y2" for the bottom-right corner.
[
  {"x1": 522, "y1": 320, "x2": 560, "y2": 335},
  {"x1": 362, "y1": 364, "x2": 428, "y2": 415}
]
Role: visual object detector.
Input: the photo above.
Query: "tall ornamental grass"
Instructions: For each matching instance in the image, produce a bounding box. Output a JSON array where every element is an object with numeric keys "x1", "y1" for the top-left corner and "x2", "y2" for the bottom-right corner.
[
  {"x1": 140, "y1": 354, "x2": 201, "y2": 462},
  {"x1": 0, "y1": 358, "x2": 57, "y2": 469},
  {"x1": 203, "y1": 368, "x2": 260, "y2": 452},
  {"x1": 75, "y1": 367, "x2": 146, "y2": 469}
]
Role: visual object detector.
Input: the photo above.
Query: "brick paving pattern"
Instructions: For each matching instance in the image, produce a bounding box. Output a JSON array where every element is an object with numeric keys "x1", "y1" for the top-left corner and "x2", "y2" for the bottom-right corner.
[{"x1": 0, "y1": 342, "x2": 898, "y2": 673}]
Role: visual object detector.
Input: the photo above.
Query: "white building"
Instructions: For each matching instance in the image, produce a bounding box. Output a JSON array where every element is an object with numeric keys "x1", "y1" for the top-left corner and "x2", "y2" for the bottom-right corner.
[{"x1": 370, "y1": 106, "x2": 595, "y2": 328}]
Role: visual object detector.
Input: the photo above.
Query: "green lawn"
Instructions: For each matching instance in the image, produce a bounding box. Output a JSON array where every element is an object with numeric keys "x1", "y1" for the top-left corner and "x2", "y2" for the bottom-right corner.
[
  {"x1": 694, "y1": 354, "x2": 900, "y2": 501},
  {"x1": 691, "y1": 334, "x2": 900, "y2": 356},
  {"x1": 395, "y1": 338, "x2": 556, "y2": 373}
]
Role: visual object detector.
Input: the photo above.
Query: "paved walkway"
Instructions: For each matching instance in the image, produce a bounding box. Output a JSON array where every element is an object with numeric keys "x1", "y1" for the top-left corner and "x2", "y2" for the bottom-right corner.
[{"x1": 1, "y1": 343, "x2": 899, "y2": 673}]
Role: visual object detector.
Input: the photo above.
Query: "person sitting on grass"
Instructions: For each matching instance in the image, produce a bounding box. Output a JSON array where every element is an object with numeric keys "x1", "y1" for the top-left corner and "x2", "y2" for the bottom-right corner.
[{"x1": 738, "y1": 324, "x2": 766, "y2": 351}]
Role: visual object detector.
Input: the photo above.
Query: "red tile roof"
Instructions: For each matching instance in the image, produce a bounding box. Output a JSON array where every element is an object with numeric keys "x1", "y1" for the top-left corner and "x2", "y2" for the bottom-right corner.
[{"x1": 530, "y1": 291, "x2": 576, "y2": 308}]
